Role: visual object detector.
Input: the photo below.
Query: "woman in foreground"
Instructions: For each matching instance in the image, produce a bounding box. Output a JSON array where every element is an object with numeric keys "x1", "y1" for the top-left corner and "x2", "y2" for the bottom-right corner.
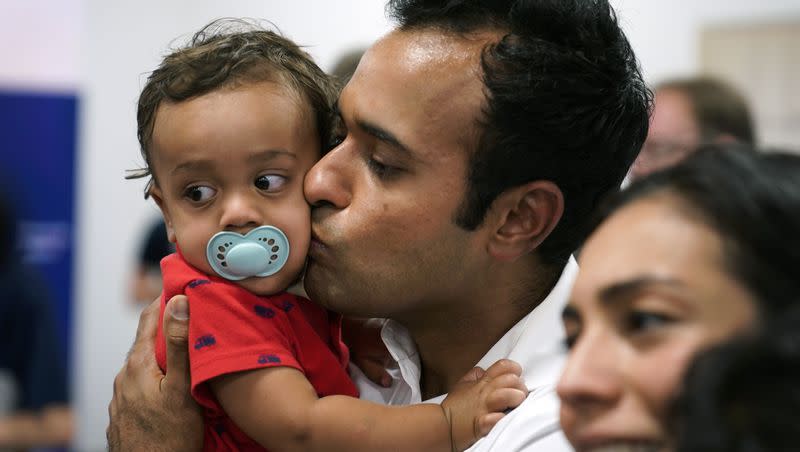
[{"x1": 557, "y1": 144, "x2": 800, "y2": 452}]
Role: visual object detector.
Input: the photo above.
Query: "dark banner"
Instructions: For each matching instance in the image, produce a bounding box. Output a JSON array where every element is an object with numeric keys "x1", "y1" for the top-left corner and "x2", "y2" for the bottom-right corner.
[{"x1": 0, "y1": 90, "x2": 77, "y2": 367}]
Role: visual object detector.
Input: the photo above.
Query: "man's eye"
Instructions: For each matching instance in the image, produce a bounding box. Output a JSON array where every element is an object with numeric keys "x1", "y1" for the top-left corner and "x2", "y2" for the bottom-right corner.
[
  {"x1": 255, "y1": 175, "x2": 288, "y2": 192},
  {"x1": 184, "y1": 185, "x2": 216, "y2": 203},
  {"x1": 367, "y1": 157, "x2": 397, "y2": 179}
]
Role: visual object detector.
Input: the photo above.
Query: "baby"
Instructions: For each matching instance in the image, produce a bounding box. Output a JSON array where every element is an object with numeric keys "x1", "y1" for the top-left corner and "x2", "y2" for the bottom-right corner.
[{"x1": 128, "y1": 20, "x2": 527, "y2": 451}]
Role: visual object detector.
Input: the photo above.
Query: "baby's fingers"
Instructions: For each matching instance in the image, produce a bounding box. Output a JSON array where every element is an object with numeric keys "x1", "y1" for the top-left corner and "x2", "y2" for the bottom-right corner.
[
  {"x1": 476, "y1": 412, "x2": 505, "y2": 437},
  {"x1": 482, "y1": 359, "x2": 522, "y2": 379},
  {"x1": 487, "y1": 372, "x2": 528, "y2": 394},
  {"x1": 486, "y1": 387, "x2": 528, "y2": 412}
]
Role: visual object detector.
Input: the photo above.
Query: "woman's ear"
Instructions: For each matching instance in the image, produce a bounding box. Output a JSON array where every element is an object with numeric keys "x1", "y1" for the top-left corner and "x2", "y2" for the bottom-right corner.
[
  {"x1": 149, "y1": 185, "x2": 177, "y2": 244},
  {"x1": 485, "y1": 180, "x2": 564, "y2": 261}
]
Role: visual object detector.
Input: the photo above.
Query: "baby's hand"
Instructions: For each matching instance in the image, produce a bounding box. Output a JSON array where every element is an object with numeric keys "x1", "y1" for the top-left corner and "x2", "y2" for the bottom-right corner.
[
  {"x1": 441, "y1": 359, "x2": 528, "y2": 451},
  {"x1": 342, "y1": 317, "x2": 393, "y2": 387}
]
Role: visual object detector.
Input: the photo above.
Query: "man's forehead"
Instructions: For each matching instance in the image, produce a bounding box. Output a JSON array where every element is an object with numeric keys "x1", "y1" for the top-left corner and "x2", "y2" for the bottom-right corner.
[
  {"x1": 348, "y1": 29, "x2": 490, "y2": 119},
  {"x1": 342, "y1": 28, "x2": 494, "y2": 154},
  {"x1": 366, "y1": 28, "x2": 497, "y2": 78}
]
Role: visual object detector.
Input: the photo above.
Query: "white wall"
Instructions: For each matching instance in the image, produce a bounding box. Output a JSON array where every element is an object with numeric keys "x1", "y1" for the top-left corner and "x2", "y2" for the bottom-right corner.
[
  {"x1": 2, "y1": 1, "x2": 797, "y2": 450},
  {"x1": 611, "y1": 0, "x2": 800, "y2": 84},
  {"x1": 0, "y1": 0, "x2": 82, "y2": 92}
]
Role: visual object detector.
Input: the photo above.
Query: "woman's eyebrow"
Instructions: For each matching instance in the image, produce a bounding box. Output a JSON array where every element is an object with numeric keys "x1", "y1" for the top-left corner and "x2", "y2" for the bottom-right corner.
[{"x1": 598, "y1": 276, "x2": 685, "y2": 306}]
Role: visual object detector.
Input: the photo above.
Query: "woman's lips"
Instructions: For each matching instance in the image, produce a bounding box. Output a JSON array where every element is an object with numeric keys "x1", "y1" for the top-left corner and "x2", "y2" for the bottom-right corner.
[{"x1": 572, "y1": 437, "x2": 666, "y2": 452}]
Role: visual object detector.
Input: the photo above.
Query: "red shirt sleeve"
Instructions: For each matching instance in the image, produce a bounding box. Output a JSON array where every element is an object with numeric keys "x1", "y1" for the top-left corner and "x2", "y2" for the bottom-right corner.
[{"x1": 156, "y1": 254, "x2": 304, "y2": 414}]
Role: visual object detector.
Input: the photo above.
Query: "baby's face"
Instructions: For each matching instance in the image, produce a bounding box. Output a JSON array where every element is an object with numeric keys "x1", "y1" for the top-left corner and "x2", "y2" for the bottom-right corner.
[{"x1": 149, "y1": 81, "x2": 320, "y2": 296}]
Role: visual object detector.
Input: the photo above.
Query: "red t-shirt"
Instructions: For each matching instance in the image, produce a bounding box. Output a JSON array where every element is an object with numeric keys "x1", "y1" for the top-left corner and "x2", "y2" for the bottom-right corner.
[{"x1": 155, "y1": 253, "x2": 359, "y2": 451}]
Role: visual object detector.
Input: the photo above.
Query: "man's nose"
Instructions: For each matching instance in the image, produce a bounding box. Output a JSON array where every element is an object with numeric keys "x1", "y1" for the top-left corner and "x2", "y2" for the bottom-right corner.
[
  {"x1": 304, "y1": 141, "x2": 353, "y2": 210},
  {"x1": 557, "y1": 330, "x2": 622, "y2": 410},
  {"x1": 219, "y1": 191, "x2": 261, "y2": 233}
]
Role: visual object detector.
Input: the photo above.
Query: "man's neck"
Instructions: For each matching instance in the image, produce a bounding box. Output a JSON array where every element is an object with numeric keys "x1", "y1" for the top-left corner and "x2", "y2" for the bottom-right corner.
[{"x1": 400, "y1": 261, "x2": 562, "y2": 400}]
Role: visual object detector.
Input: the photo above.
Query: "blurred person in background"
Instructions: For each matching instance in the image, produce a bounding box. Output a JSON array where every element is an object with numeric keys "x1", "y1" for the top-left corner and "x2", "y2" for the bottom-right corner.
[
  {"x1": 629, "y1": 76, "x2": 755, "y2": 181},
  {"x1": 672, "y1": 305, "x2": 800, "y2": 452},
  {"x1": 0, "y1": 193, "x2": 73, "y2": 449},
  {"x1": 558, "y1": 145, "x2": 800, "y2": 452},
  {"x1": 128, "y1": 218, "x2": 174, "y2": 306}
]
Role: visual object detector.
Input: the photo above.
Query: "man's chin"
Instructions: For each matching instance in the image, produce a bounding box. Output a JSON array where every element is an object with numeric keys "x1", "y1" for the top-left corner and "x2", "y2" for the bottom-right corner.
[{"x1": 303, "y1": 260, "x2": 335, "y2": 305}]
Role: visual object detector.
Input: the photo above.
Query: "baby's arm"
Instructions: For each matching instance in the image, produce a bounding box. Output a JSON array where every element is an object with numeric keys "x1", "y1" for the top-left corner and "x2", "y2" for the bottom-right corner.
[{"x1": 209, "y1": 359, "x2": 527, "y2": 452}]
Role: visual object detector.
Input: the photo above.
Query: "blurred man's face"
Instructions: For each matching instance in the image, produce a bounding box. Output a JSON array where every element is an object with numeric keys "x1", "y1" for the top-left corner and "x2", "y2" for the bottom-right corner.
[{"x1": 629, "y1": 88, "x2": 700, "y2": 181}]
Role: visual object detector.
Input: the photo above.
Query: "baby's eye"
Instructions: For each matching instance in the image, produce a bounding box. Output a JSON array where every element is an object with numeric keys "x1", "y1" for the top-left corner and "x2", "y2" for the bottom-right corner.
[
  {"x1": 255, "y1": 175, "x2": 288, "y2": 192},
  {"x1": 183, "y1": 185, "x2": 216, "y2": 203}
]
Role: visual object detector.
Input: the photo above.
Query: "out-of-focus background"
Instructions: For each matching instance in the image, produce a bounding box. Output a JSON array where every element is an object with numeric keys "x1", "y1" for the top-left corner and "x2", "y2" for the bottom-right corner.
[{"x1": 0, "y1": 1, "x2": 797, "y2": 450}]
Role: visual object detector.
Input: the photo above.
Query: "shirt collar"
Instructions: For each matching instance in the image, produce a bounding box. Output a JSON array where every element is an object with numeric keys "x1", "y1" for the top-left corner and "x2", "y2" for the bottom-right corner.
[{"x1": 379, "y1": 256, "x2": 578, "y2": 401}]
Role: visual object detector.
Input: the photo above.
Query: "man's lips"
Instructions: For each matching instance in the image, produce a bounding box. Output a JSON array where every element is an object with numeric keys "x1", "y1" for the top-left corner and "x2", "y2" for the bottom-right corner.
[{"x1": 308, "y1": 230, "x2": 329, "y2": 258}]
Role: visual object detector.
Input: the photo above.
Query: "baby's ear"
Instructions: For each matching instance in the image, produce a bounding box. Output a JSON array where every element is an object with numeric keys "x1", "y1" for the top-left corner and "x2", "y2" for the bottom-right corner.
[{"x1": 149, "y1": 185, "x2": 177, "y2": 244}]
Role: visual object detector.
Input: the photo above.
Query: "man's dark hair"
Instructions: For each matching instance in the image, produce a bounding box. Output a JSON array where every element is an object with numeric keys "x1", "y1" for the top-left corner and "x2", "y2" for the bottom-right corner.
[
  {"x1": 128, "y1": 19, "x2": 338, "y2": 196},
  {"x1": 658, "y1": 76, "x2": 755, "y2": 144},
  {"x1": 594, "y1": 144, "x2": 800, "y2": 315},
  {"x1": 387, "y1": 0, "x2": 652, "y2": 266},
  {"x1": 671, "y1": 306, "x2": 800, "y2": 452}
]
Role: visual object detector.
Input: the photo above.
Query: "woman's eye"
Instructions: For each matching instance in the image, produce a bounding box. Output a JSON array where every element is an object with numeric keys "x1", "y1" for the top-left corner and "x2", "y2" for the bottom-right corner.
[
  {"x1": 184, "y1": 185, "x2": 216, "y2": 203},
  {"x1": 255, "y1": 174, "x2": 288, "y2": 192},
  {"x1": 563, "y1": 333, "x2": 579, "y2": 350},
  {"x1": 627, "y1": 311, "x2": 673, "y2": 333}
]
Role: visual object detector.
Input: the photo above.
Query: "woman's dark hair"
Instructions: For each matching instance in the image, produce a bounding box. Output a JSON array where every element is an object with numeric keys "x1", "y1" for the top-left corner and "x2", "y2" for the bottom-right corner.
[
  {"x1": 593, "y1": 144, "x2": 800, "y2": 314},
  {"x1": 387, "y1": 0, "x2": 652, "y2": 267},
  {"x1": 671, "y1": 306, "x2": 800, "y2": 451}
]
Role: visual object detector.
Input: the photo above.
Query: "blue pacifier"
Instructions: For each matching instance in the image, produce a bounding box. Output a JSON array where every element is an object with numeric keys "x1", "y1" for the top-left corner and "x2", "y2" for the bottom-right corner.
[{"x1": 206, "y1": 225, "x2": 290, "y2": 281}]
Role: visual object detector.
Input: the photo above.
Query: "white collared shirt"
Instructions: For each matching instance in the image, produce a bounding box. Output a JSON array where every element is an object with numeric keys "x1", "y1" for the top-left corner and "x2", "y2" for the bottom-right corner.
[{"x1": 351, "y1": 258, "x2": 578, "y2": 451}]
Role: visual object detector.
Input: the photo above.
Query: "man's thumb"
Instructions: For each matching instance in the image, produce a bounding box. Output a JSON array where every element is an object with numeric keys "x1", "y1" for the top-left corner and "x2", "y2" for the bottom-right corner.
[{"x1": 163, "y1": 295, "x2": 191, "y2": 391}]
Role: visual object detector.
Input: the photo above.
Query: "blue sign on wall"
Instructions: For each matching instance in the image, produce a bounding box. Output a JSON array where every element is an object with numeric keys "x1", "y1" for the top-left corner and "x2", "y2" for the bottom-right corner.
[{"x1": 0, "y1": 90, "x2": 77, "y2": 369}]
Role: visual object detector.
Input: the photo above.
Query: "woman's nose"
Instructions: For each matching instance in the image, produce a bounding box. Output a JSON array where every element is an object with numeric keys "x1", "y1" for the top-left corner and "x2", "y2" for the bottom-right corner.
[{"x1": 557, "y1": 330, "x2": 623, "y2": 410}]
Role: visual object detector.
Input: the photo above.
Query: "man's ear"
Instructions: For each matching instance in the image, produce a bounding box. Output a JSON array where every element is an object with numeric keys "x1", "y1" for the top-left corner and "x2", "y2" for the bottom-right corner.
[
  {"x1": 485, "y1": 180, "x2": 564, "y2": 262},
  {"x1": 149, "y1": 185, "x2": 177, "y2": 244}
]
